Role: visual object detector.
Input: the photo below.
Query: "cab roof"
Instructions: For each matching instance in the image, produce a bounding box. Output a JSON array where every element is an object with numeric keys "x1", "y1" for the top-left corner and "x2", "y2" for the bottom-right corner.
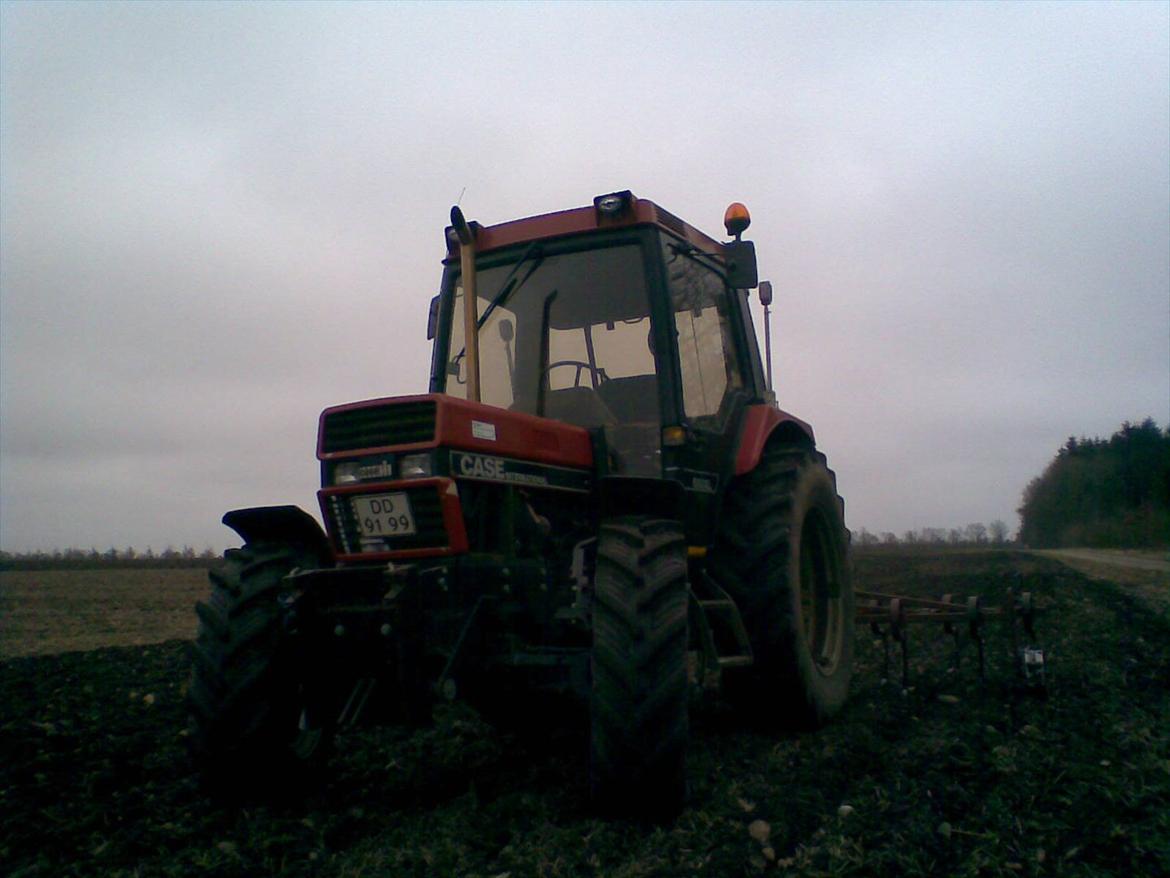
[{"x1": 443, "y1": 192, "x2": 728, "y2": 263}]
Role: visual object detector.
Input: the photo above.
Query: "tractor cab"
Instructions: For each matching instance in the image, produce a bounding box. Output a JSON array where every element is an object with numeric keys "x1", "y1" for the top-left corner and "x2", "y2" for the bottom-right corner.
[{"x1": 431, "y1": 191, "x2": 768, "y2": 503}]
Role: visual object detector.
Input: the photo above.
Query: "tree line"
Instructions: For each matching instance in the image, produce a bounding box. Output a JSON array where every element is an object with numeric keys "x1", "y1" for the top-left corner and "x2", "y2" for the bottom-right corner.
[
  {"x1": 853, "y1": 521, "x2": 1011, "y2": 548},
  {"x1": 0, "y1": 545, "x2": 220, "y2": 571},
  {"x1": 1017, "y1": 418, "x2": 1169, "y2": 548}
]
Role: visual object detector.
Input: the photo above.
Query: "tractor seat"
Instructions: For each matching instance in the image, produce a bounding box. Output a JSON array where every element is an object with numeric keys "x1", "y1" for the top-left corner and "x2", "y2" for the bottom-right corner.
[
  {"x1": 542, "y1": 386, "x2": 618, "y2": 428},
  {"x1": 596, "y1": 375, "x2": 660, "y2": 424}
]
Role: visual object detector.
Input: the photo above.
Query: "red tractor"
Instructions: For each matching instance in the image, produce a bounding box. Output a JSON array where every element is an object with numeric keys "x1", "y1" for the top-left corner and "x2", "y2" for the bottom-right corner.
[{"x1": 188, "y1": 191, "x2": 852, "y2": 815}]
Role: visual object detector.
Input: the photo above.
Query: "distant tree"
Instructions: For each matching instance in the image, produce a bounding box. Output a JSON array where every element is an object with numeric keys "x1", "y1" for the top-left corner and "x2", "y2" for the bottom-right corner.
[
  {"x1": 965, "y1": 523, "x2": 988, "y2": 545},
  {"x1": 1019, "y1": 419, "x2": 1170, "y2": 547},
  {"x1": 948, "y1": 528, "x2": 963, "y2": 545},
  {"x1": 881, "y1": 532, "x2": 898, "y2": 545},
  {"x1": 902, "y1": 530, "x2": 919, "y2": 545},
  {"x1": 989, "y1": 520, "x2": 1009, "y2": 545}
]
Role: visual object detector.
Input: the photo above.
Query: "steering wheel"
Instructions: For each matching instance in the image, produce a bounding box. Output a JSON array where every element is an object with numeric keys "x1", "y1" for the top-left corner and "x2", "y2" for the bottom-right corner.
[{"x1": 545, "y1": 360, "x2": 608, "y2": 388}]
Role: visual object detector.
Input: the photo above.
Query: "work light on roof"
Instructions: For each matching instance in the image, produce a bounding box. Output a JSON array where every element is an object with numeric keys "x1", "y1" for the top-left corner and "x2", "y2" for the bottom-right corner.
[{"x1": 594, "y1": 190, "x2": 633, "y2": 219}]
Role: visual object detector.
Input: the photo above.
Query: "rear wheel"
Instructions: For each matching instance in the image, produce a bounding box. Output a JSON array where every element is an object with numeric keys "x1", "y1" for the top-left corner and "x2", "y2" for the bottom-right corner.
[
  {"x1": 187, "y1": 543, "x2": 333, "y2": 796},
  {"x1": 590, "y1": 516, "x2": 689, "y2": 818},
  {"x1": 710, "y1": 446, "x2": 853, "y2": 727}
]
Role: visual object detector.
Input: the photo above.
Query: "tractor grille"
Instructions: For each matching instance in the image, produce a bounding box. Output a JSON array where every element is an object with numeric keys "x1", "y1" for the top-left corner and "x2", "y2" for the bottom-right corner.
[
  {"x1": 326, "y1": 486, "x2": 448, "y2": 555},
  {"x1": 320, "y1": 400, "x2": 436, "y2": 454}
]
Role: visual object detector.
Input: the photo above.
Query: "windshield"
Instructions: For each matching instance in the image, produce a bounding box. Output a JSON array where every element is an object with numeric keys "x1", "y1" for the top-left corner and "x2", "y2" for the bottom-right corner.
[{"x1": 442, "y1": 243, "x2": 659, "y2": 428}]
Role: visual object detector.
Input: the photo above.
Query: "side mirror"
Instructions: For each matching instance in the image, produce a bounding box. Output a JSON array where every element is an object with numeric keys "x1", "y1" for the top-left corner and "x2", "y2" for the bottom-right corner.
[
  {"x1": 426, "y1": 295, "x2": 440, "y2": 340},
  {"x1": 724, "y1": 240, "x2": 758, "y2": 289},
  {"x1": 759, "y1": 280, "x2": 773, "y2": 307}
]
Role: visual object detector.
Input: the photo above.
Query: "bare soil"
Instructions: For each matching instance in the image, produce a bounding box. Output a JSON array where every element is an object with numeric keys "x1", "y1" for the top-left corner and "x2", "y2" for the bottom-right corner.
[
  {"x1": 0, "y1": 568, "x2": 207, "y2": 659},
  {"x1": 1, "y1": 551, "x2": 1167, "y2": 877}
]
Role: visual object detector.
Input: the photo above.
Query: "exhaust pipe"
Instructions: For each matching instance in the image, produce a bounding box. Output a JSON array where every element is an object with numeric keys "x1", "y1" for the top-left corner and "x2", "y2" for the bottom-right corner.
[
  {"x1": 450, "y1": 206, "x2": 481, "y2": 403},
  {"x1": 759, "y1": 280, "x2": 774, "y2": 395}
]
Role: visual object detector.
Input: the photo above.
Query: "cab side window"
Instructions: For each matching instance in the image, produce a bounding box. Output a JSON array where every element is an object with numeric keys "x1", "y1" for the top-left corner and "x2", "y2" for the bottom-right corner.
[{"x1": 662, "y1": 240, "x2": 743, "y2": 421}]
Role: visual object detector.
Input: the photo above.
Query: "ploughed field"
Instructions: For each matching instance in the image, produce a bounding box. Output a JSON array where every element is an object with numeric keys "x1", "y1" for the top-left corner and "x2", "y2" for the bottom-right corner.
[{"x1": 1, "y1": 551, "x2": 1167, "y2": 877}]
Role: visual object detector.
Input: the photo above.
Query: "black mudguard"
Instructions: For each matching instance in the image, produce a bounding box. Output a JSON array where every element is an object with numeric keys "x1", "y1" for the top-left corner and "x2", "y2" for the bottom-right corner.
[{"x1": 221, "y1": 505, "x2": 333, "y2": 561}]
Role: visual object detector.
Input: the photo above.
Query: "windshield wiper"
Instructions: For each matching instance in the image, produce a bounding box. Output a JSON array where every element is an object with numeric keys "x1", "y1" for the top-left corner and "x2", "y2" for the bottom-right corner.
[
  {"x1": 478, "y1": 242, "x2": 545, "y2": 329},
  {"x1": 451, "y1": 243, "x2": 546, "y2": 364},
  {"x1": 668, "y1": 240, "x2": 720, "y2": 271}
]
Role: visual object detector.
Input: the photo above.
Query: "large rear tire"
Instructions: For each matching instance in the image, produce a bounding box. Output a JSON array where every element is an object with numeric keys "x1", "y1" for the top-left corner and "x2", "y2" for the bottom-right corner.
[
  {"x1": 187, "y1": 543, "x2": 333, "y2": 796},
  {"x1": 590, "y1": 516, "x2": 689, "y2": 818},
  {"x1": 710, "y1": 446, "x2": 853, "y2": 727}
]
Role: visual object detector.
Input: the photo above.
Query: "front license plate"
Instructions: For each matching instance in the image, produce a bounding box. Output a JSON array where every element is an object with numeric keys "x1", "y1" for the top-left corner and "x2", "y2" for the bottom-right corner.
[{"x1": 352, "y1": 492, "x2": 417, "y2": 538}]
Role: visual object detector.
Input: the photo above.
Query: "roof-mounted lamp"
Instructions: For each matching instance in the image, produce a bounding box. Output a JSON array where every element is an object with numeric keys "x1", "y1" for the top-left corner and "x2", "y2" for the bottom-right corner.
[{"x1": 723, "y1": 202, "x2": 758, "y2": 289}]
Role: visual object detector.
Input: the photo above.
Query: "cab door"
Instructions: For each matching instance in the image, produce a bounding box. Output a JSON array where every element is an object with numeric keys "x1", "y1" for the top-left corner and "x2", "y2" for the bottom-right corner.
[{"x1": 656, "y1": 236, "x2": 755, "y2": 545}]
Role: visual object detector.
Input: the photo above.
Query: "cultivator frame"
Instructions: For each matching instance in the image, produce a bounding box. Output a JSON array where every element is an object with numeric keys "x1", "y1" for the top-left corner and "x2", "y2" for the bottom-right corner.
[{"x1": 855, "y1": 580, "x2": 1045, "y2": 691}]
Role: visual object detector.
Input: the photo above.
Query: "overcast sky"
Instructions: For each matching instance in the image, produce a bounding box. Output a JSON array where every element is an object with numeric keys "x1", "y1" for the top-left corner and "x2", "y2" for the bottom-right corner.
[{"x1": 1, "y1": 1, "x2": 1167, "y2": 552}]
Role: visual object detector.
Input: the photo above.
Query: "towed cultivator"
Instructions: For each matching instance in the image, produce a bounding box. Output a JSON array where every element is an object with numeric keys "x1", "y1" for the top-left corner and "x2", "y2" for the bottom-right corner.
[{"x1": 856, "y1": 579, "x2": 1046, "y2": 691}]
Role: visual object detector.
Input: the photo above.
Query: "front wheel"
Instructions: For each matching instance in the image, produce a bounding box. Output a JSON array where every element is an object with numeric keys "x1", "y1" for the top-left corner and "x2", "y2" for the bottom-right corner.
[
  {"x1": 590, "y1": 516, "x2": 689, "y2": 818},
  {"x1": 187, "y1": 543, "x2": 333, "y2": 795},
  {"x1": 710, "y1": 446, "x2": 854, "y2": 727}
]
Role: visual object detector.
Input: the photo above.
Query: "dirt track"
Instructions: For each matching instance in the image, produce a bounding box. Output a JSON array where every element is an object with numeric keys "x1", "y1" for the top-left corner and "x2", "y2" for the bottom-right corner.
[
  {"x1": 2, "y1": 551, "x2": 1168, "y2": 877},
  {"x1": 1029, "y1": 549, "x2": 1170, "y2": 617},
  {"x1": 1034, "y1": 549, "x2": 1170, "y2": 574}
]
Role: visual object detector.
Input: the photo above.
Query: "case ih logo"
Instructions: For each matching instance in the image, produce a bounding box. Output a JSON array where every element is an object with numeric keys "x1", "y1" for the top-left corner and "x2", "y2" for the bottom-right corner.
[
  {"x1": 449, "y1": 451, "x2": 590, "y2": 493},
  {"x1": 356, "y1": 461, "x2": 393, "y2": 480},
  {"x1": 457, "y1": 453, "x2": 510, "y2": 481}
]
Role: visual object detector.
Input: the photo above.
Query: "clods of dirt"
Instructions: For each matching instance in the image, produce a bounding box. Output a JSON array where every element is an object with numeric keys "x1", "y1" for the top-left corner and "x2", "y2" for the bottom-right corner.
[{"x1": 2, "y1": 551, "x2": 1168, "y2": 877}]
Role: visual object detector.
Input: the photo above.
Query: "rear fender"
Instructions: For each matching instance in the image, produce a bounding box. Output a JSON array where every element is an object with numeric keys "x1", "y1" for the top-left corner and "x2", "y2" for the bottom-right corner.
[
  {"x1": 733, "y1": 405, "x2": 815, "y2": 476},
  {"x1": 221, "y1": 505, "x2": 334, "y2": 561}
]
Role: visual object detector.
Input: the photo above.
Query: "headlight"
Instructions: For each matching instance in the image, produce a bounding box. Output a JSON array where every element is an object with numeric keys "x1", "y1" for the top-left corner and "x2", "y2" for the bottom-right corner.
[
  {"x1": 333, "y1": 462, "x2": 361, "y2": 485},
  {"x1": 332, "y1": 458, "x2": 394, "y2": 485},
  {"x1": 399, "y1": 453, "x2": 432, "y2": 478}
]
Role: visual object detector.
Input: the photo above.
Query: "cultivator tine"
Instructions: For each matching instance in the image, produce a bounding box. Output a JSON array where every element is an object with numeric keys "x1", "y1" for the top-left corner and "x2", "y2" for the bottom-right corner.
[
  {"x1": 856, "y1": 579, "x2": 1044, "y2": 691},
  {"x1": 890, "y1": 598, "x2": 909, "y2": 688},
  {"x1": 1008, "y1": 578, "x2": 1046, "y2": 692},
  {"x1": 966, "y1": 596, "x2": 986, "y2": 681},
  {"x1": 940, "y1": 594, "x2": 961, "y2": 672},
  {"x1": 858, "y1": 593, "x2": 912, "y2": 687}
]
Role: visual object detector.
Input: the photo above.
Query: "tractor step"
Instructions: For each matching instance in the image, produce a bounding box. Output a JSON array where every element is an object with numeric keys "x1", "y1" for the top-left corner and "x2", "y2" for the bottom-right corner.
[{"x1": 691, "y1": 574, "x2": 754, "y2": 685}]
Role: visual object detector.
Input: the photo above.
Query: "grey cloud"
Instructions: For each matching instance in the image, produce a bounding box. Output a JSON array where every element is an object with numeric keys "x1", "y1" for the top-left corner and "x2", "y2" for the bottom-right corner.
[{"x1": 2, "y1": 1, "x2": 1166, "y2": 550}]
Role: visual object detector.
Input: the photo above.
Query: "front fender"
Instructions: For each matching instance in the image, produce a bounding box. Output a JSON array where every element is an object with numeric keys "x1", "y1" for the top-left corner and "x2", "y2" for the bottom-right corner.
[
  {"x1": 733, "y1": 405, "x2": 815, "y2": 475},
  {"x1": 221, "y1": 505, "x2": 333, "y2": 561}
]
